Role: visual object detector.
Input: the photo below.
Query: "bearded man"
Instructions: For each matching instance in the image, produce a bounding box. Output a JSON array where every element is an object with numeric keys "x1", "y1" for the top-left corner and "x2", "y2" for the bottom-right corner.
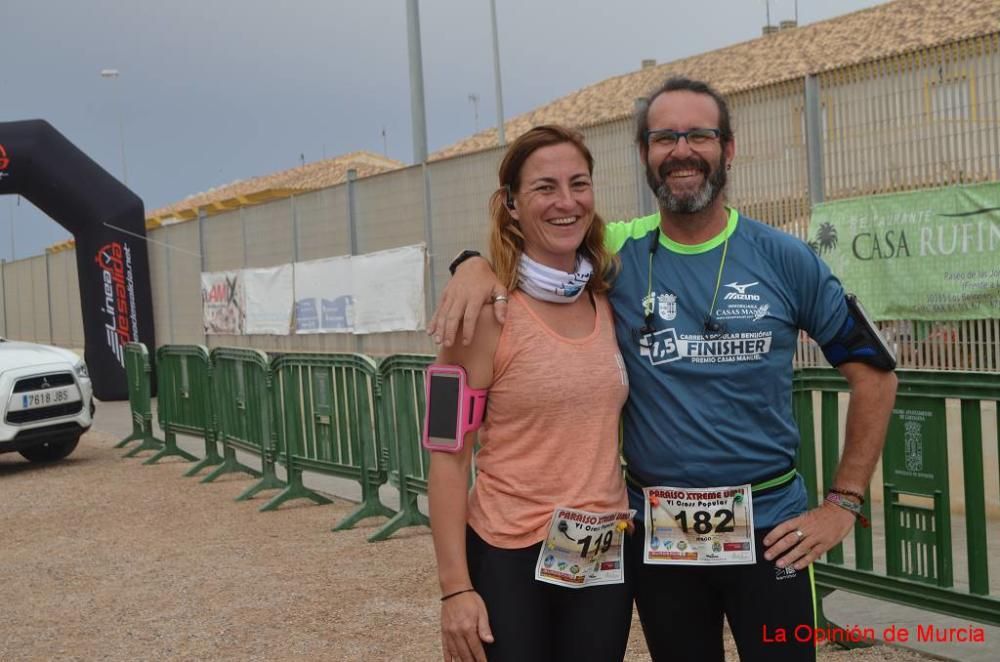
[{"x1": 430, "y1": 76, "x2": 897, "y2": 662}]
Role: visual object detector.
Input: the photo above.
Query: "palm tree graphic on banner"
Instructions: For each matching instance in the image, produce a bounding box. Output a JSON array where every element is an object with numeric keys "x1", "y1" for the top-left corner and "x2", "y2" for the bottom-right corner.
[{"x1": 808, "y1": 222, "x2": 838, "y2": 256}]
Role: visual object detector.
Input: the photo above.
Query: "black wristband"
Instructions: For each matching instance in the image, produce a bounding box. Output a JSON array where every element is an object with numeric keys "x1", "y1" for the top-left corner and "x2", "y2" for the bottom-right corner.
[
  {"x1": 441, "y1": 588, "x2": 476, "y2": 602},
  {"x1": 448, "y1": 250, "x2": 481, "y2": 276}
]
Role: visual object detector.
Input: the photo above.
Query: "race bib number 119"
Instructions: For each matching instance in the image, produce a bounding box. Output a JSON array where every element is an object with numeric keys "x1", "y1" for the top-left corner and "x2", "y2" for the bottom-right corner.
[{"x1": 535, "y1": 507, "x2": 634, "y2": 588}]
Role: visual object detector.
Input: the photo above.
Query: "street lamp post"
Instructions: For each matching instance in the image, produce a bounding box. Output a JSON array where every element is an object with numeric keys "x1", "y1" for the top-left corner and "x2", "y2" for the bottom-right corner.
[
  {"x1": 489, "y1": 0, "x2": 506, "y2": 146},
  {"x1": 7, "y1": 196, "x2": 15, "y2": 261},
  {"x1": 100, "y1": 68, "x2": 128, "y2": 185}
]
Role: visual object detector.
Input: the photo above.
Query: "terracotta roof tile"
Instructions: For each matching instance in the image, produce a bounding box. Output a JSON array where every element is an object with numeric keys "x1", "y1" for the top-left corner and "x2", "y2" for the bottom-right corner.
[
  {"x1": 146, "y1": 151, "x2": 403, "y2": 222},
  {"x1": 431, "y1": 0, "x2": 1000, "y2": 160}
]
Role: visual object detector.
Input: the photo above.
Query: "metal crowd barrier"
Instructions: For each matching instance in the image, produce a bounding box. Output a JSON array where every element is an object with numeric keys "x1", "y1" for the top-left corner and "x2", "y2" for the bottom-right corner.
[
  {"x1": 261, "y1": 353, "x2": 387, "y2": 517},
  {"x1": 201, "y1": 347, "x2": 278, "y2": 499},
  {"x1": 270, "y1": 353, "x2": 394, "y2": 529},
  {"x1": 794, "y1": 368, "x2": 1000, "y2": 627},
  {"x1": 367, "y1": 354, "x2": 435, "y2": 542},
  {"x1": 157, "y1": 345, "x2": 221, "y2": 477},
  {"x1": 116, "y1": 342, "x2": 162, "y2": 455}
]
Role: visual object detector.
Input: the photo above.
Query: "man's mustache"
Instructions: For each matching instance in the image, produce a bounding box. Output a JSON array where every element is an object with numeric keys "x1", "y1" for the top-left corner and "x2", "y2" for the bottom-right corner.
[{"x1": 657, "y1": 157, "x2": 709, "y2": 180}]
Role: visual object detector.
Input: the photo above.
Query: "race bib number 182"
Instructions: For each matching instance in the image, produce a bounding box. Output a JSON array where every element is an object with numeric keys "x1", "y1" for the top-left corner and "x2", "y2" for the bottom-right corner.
[{"x1": 643, "y1": 484, "x2": 755, "y2": 566}]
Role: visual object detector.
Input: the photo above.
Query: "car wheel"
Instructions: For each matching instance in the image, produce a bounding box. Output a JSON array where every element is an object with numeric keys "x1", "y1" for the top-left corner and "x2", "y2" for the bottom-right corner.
[{"x1": 18, "y1": 435, "x2": 81, "y2": 463}]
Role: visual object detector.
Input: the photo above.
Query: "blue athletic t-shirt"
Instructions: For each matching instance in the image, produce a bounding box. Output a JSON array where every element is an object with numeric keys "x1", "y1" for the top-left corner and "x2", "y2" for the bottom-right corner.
[{"x1": 605, "y1": 209, "x2": 847, "y2": 528}]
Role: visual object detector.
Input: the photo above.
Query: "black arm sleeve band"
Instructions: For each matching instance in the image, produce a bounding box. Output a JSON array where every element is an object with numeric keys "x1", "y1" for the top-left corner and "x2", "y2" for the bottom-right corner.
[{"x1": 820, "y1": 294, "x2": 897, "y2": 371}]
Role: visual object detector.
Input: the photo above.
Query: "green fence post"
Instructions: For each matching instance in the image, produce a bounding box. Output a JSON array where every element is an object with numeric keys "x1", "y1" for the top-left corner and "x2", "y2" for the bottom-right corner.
[
  {"x1": 960, "y1": 398, "x2": 989, "y2": 595},
  {"x1": 820, "y1": 391, "x2": 844, "y2": 565},
  {"x1": 119, "y1": 343, "x2": 166, "y2": 458},
  {"x1": 855, "y1": 485, "x2": 873, "y2": 572},
  {"x1": 934, "y1": 489, "x2": 954, "y2": 588}
]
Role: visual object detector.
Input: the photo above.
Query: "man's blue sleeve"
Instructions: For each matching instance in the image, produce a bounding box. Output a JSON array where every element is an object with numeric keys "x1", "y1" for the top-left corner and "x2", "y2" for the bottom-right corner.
[{"x1": 790, "y1": 242, "x2": 848, "y2": 346}]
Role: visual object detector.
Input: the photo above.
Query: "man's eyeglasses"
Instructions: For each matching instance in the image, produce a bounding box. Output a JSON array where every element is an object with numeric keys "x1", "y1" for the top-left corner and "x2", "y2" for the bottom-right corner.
[{"x1": 644, "y1": 128, "x2": 721, "y2": 149}]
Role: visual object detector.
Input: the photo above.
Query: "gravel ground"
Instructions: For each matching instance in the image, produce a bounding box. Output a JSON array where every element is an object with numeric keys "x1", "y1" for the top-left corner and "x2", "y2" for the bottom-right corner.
[{"x1": 1, "y1": 432, "x2": 936, "y2": 661}]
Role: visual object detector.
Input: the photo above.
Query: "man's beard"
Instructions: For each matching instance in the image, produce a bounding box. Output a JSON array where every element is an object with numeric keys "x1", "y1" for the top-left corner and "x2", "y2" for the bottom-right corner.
[{"x1": 645, "y1": 152, "x2": 727, "y2": 214}]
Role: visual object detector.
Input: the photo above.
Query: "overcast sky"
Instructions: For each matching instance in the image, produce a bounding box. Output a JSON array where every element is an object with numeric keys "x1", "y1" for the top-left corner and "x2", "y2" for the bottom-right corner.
[{"x1": 3, "y1": 0, "x2": 890, "y2": 258}]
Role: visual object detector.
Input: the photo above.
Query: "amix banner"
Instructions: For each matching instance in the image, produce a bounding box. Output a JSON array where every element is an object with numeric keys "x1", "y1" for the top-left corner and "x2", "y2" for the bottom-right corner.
[{"x1": 0, "y1": 120, "x2": 156, "y2": 400}]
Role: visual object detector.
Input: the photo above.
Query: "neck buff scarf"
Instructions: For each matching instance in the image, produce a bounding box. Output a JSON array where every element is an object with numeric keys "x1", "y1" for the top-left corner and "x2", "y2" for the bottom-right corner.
[{"x1": 517, "y1": 252, "x2": 593, "y2": 303}]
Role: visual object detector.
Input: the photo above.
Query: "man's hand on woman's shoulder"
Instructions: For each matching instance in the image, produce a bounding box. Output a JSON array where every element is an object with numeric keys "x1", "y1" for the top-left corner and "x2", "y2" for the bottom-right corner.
[{"x1": 428, "y1": 256, "x2": 508, "y2": 347}]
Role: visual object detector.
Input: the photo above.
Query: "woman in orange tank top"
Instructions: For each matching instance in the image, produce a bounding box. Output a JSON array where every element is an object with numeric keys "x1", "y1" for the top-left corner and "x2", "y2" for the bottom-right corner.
[{"x1": 428, "y1": 126, "x2": 633, "y2": 662}]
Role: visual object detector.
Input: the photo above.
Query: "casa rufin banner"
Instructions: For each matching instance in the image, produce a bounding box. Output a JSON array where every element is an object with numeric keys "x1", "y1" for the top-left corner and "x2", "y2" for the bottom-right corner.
[{"x1": 807, "y1": 182, "x2": 1000, "y2": 320}]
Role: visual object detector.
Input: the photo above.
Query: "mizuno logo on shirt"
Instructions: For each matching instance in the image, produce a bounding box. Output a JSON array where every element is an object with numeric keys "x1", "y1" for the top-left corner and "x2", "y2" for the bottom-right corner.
[
  {"x1": 724, "y1": 281, "x2": 761, "y2": 301},
  {"x1": 725, "y1": 281, "x2": 759, "y2": 294}
]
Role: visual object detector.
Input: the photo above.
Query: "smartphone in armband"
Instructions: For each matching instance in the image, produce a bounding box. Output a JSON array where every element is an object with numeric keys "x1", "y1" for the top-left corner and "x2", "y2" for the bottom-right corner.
[
  {"x1": 422, "y1": 365, "x2": 488, "y2": 453},
  {"x1": 847, "y1": 294, "x2": 897, "y2": 367}
]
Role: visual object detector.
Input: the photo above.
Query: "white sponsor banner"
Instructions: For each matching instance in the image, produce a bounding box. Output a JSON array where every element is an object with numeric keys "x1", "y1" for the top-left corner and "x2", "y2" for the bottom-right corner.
[
  {"x1": 352, "y1": 244, "x2": 426, "y2": 333},
  {"x1": 292, "y1": 256, "x2": 354, "y2": 333},
  {"x1": 201, "y1": 270, "x2": 245, "y2": 335},
  {"x1": 244, "y1": 264, "x2": 294, "y2": 335}
]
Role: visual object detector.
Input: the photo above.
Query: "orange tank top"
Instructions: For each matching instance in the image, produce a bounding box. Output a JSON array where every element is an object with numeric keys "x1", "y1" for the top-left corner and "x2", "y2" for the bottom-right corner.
[{"x1": 467, "y1": 290, "x2": 629, "y2": 548}]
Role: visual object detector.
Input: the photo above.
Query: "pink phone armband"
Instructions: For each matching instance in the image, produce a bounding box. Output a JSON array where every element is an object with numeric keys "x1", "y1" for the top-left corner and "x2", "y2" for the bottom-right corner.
[{"x1": 422, "y1": 364, "x2": 487, "y2": 453}]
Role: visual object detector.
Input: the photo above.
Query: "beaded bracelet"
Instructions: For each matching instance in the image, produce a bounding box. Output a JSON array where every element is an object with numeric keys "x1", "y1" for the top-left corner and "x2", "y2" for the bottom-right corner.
[
  {"x1": 825, "y1": 492, "x2": 870, "y2": 528},
  {"x1": 829, "y1": 487, "x2": 866, "y2": 504},
  {"x1": 441, "y1": 588, "x2": 476, "y2": 602}
]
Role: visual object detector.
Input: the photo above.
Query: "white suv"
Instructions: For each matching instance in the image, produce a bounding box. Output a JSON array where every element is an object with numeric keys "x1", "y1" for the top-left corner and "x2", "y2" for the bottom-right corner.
[{"x1": 0, "y1": 339, "x2": 94, "y2": 463}]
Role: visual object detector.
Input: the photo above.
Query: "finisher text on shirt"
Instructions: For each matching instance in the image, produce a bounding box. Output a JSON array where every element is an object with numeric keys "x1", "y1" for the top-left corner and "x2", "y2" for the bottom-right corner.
[
  {"x1": 686, "y1": 337, "x2": 771, "y2": 357},
  {"x1": 679, "y1": 332, "x2": 773, "y2": 364}
]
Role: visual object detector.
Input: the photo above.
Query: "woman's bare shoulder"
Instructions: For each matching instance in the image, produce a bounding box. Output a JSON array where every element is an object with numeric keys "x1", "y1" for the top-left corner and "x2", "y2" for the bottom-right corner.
[{"x1": 437, "y1": 303, "x2": 503, "y2": 368}]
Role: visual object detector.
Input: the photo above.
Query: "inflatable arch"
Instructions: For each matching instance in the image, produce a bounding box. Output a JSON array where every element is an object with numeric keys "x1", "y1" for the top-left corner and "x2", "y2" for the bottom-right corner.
[{"x1": 0, "y1": 120, "x2": 156, "y2": 400}]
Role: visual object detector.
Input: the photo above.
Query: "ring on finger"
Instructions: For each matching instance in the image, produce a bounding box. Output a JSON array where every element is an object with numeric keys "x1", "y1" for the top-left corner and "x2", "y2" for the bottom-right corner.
[
  {"x1": 491, "y1": 294, "x2": 509, "y2": 303},
  {"x1": 794, "y1": 529, "x2": 805, "y2": 540}
]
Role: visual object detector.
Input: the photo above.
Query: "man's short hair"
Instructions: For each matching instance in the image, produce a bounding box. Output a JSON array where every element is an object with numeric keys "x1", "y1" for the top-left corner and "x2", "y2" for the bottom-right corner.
[{"x1": 634, "y1": 77, "x2": 734, "y2": 147}]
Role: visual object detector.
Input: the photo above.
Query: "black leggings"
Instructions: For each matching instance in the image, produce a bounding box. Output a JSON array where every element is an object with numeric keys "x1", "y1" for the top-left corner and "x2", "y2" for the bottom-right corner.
[
  {"x1": 466, "y1": 527, "x2": 633, "y2": 662},
  {"x1": 630, "y1": 522, "x2": 816, "y2": 662}
]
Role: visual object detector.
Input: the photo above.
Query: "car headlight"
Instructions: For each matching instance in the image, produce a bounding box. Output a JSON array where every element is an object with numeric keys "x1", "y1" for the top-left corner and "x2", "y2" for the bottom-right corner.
[{"x1": 75, "y1": 361, "x2": 90, "y2": 379}]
